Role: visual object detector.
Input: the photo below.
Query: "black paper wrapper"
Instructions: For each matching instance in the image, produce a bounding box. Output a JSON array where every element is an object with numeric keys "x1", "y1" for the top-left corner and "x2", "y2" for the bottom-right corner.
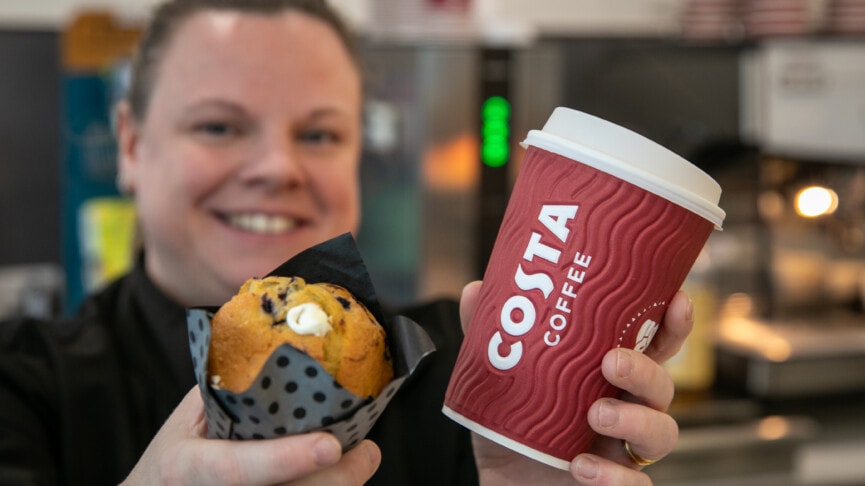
[{"x1": 186, "y1": 233, "x2": 436, "y2": 449}]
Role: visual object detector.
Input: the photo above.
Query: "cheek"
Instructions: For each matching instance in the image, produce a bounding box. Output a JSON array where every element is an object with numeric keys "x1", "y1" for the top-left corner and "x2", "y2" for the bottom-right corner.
[
  {"x1": 134, "y1": 146, "x2": 226, "y2": 227},
  {"x1": 174, "y1": 159, "x2": 220, "y2": 198},
  {"x1": 147, "y1": 145, "x2": 227, "y2": 199},
  {"x1": 315, "y1": 163, "x2": 360, "y2": 222}
]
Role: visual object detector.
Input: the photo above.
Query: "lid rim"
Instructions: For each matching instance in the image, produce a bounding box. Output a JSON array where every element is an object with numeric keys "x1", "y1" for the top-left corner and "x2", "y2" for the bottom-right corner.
[{"x1": 522, "y1": 130, "x2": 726, "y2": 229}]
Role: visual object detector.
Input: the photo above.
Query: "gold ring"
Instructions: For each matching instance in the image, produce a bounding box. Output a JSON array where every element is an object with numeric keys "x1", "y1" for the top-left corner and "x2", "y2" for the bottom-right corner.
[{"x1": 624, "y1": 441, "x2": 657, "y2": 467}]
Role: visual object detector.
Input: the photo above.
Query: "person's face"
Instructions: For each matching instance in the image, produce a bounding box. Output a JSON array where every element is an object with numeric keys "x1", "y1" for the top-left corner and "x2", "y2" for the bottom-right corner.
[{"x1": 117, "y1": 10, "x2": 362, "y2": 306}]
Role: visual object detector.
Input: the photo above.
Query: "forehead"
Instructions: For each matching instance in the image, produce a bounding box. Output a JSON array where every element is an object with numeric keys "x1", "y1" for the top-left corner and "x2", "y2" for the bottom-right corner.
[{"x1": 150, "y1": 10, "x2": 360, "y2": 104}]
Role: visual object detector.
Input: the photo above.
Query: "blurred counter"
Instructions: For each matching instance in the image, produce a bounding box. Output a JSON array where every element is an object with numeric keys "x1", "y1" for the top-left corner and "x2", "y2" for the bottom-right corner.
[
  {"x1": 714, "y1": 313, "x2": 865, "y2": 399},
  {"x1": 649, "y1": 311, "x2": 865, "y2": 485},
  {"x1": 651, "y1": 392, "x2": 865, "y2": 485}
]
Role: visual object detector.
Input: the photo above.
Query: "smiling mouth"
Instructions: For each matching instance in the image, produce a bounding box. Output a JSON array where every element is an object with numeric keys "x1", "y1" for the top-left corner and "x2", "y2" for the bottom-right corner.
[{"x1": 221, "y1": 213, "x2": 298, "y2": 235}]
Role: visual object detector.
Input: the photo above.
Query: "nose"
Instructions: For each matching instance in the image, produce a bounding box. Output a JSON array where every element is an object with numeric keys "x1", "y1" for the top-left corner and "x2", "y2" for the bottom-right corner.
[{"x1": 240, "y1": 131, "x2": 306, "y2": 191}]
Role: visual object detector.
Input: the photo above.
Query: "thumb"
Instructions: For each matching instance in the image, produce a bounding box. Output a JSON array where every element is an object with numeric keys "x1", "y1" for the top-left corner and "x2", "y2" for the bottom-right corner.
[
  {"x1": 163, "y1": 386, "x2": 208, "y2": 438},
  {"x1": 459, "y1": 280, "x2": 483, "y2": 334}
]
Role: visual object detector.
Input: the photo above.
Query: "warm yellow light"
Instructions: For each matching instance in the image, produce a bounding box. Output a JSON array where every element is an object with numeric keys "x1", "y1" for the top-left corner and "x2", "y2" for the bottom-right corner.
[
  {"x1": 757, "y1": 416, "x2": 790, "y2": 441},
  {"x1": 795, "y1": 186, "x2": 838, "y2": 218},
  {"x1": 758, "y1": 191, "x2": 785, "y2": 220}
]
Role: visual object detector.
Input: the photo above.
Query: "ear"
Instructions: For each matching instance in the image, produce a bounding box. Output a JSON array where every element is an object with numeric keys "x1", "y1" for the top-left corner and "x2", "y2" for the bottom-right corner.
[{"x1": 115, "y1": 100, "x2": 140, "y2": 195}]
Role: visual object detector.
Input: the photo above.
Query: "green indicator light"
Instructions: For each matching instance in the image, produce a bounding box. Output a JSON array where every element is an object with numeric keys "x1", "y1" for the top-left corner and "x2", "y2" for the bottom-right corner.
[
  {"x1": 481, "y1": 96, "x2": 511, "y2": 168},
  {"x1": 482, "y1": 144, "x2": 509, "y2": 167},
  {"x1": 482, "y1": 96, "x2": 511, "y2": 119},
  {"x1": 483, "y1": 119, "x2": 509, "y2": 139}
]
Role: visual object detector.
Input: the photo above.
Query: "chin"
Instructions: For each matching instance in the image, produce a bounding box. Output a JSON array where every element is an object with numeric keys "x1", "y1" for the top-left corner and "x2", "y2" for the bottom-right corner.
[{"x1": 230, "y1": 256, "x2": 287, "y2": 282}]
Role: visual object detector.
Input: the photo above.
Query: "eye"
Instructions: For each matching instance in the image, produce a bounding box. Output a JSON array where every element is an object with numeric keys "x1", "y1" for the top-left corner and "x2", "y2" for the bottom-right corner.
[
  {"x1": 298, "y1": 129, "x2": 340, "y2": 145},
  {"x1": 195, "y1": 121, "x2": 236, "y2": 137}
]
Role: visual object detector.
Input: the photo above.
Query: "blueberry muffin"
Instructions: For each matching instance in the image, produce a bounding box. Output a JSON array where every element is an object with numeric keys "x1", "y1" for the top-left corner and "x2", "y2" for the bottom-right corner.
[{"x1": 208, "y1": 276, "x2": 393, "y2": 398}]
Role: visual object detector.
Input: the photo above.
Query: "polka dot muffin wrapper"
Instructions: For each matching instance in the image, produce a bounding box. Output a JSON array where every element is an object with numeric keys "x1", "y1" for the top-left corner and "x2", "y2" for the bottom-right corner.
[
  {"x1": 186, "y1": 233, "x2": 436, "y2": 449},
  {"x1": 187, "y1": 310, "x2": 433, "y2": 448}
]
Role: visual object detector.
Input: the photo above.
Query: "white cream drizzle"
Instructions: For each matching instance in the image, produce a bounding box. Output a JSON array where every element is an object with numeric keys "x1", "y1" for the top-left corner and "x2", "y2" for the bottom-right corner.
[
  {"x1": 286, "y1": 302, "x2": 332, "y2": 336},
  {"x1": 210, "y1": 375, "x2": 223, "y2": 390}
]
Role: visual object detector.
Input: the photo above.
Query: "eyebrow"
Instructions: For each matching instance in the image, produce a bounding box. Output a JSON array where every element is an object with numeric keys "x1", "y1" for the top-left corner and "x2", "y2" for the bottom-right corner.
[
  {"x1": 182, "y1": 99, "x2": 248, "y2": 116},
  {"x1": 177, "y1": 99, "x2": 355, "y2": 125},
  {"x1": 305, "y1": 106, "x2": 352, "y2": 122}
]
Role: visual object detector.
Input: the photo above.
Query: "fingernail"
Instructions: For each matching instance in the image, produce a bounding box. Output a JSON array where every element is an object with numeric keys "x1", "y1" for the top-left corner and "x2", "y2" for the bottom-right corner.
[
  {"x1": 598, "y1": 400, "x2": 619, "y2": 428},
  {"x1": 311, "y1": 435, "x2": 341, "y2": 466},
  {"x1": 573, "y1": 455, "x2": 598, "y2": 480},
  {"x1": 616, "y1": 349, "x2": 633, "y2": 379},
  {"x1": 686, "y1": 297, "x2": 695, "y2": 323}
]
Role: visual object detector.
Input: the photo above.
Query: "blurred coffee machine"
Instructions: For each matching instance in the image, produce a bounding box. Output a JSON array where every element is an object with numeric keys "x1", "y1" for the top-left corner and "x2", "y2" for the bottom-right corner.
[
  {"x1": 354, "y1": 14, "x2": 559, "y2": 307},
  {"x1": 715, "y1": 39, "x2": 865, "y2": 399}
]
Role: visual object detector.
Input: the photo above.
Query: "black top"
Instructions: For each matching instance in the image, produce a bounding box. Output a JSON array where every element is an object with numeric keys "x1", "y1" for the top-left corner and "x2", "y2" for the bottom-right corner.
[{"x1": 0, "y1": 262, "x2": 477, "y2": 485}]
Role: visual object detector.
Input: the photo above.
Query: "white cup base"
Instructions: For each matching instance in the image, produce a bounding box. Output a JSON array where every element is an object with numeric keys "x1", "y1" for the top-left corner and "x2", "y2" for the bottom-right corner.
[{"x1": 442, "y1": 405, "x2": 570, "y2": 471}]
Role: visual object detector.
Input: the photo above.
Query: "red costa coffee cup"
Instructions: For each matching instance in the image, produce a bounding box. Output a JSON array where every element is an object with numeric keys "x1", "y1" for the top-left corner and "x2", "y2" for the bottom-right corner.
[{"x1": 443, "y1": 107, "x2": 725, "y2": 469}]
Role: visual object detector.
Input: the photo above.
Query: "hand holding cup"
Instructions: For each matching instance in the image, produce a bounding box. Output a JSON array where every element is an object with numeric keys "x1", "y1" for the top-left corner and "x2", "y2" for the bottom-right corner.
[
  {"x1": 459, "y1": 281, "x2": 692, "y2": 486},
  {"x1": 444, "y1": 108, "x2": 723, "y2": 470}
]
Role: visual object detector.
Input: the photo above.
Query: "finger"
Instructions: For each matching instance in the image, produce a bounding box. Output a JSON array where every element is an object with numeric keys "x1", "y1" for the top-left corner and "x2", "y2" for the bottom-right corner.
[
  {"x1": 601, "y1": 348, "x2": 675, "y2": 411},
  {"x1": 169, "y1": 432, "x2": 345, "y2": 485},
  {"x1": 587, "y1": 397, "x2": 679, "y2": 464},
  {"x1": 459, "y1": 280, "x2": 483, "y2": 334},
  {"x1": 288, "y1": 440, "x2": 381, "y2": 486},
  {"x1": 167, "y1": 387, "x2": 207, "y2": 437},
  {"x1": 121, "y1": 389, "x2": 208, "y2": 485},
  {"x1": 571, "y1": 453, "x2": 653, "y2": 486},
  {"x1": 644, "y1": 290, "x2": 693, "y2": 364}
]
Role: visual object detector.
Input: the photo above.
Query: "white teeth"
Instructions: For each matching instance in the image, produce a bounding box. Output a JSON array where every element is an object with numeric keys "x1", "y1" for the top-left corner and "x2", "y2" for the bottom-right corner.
[{"x1": 226, "y1": 213, "x2": 296, "y2": 234}]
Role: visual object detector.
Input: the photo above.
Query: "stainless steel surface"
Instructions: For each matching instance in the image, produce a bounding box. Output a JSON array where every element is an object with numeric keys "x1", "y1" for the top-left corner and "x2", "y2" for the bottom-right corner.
[
  {"x1": 654, "y1": 395, "x2": 865, "y2": 485},
  {"x1": 715, "y1": 315, "x2": 865, "y2": 398},
  {"x1": 649, "y1": 415, "x2": 819, "y2": 484}
]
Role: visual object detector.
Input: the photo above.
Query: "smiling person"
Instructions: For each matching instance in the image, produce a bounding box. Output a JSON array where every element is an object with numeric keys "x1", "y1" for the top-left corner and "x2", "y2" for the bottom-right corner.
[{"x1": 0, "y1": 1, "x2": 687, "y2": 485}]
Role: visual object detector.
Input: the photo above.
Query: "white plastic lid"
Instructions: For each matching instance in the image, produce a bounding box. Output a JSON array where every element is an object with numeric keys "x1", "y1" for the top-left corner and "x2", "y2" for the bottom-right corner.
[{"x1": 522, "y1": 107, "x2": 725, "y2": 229}]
